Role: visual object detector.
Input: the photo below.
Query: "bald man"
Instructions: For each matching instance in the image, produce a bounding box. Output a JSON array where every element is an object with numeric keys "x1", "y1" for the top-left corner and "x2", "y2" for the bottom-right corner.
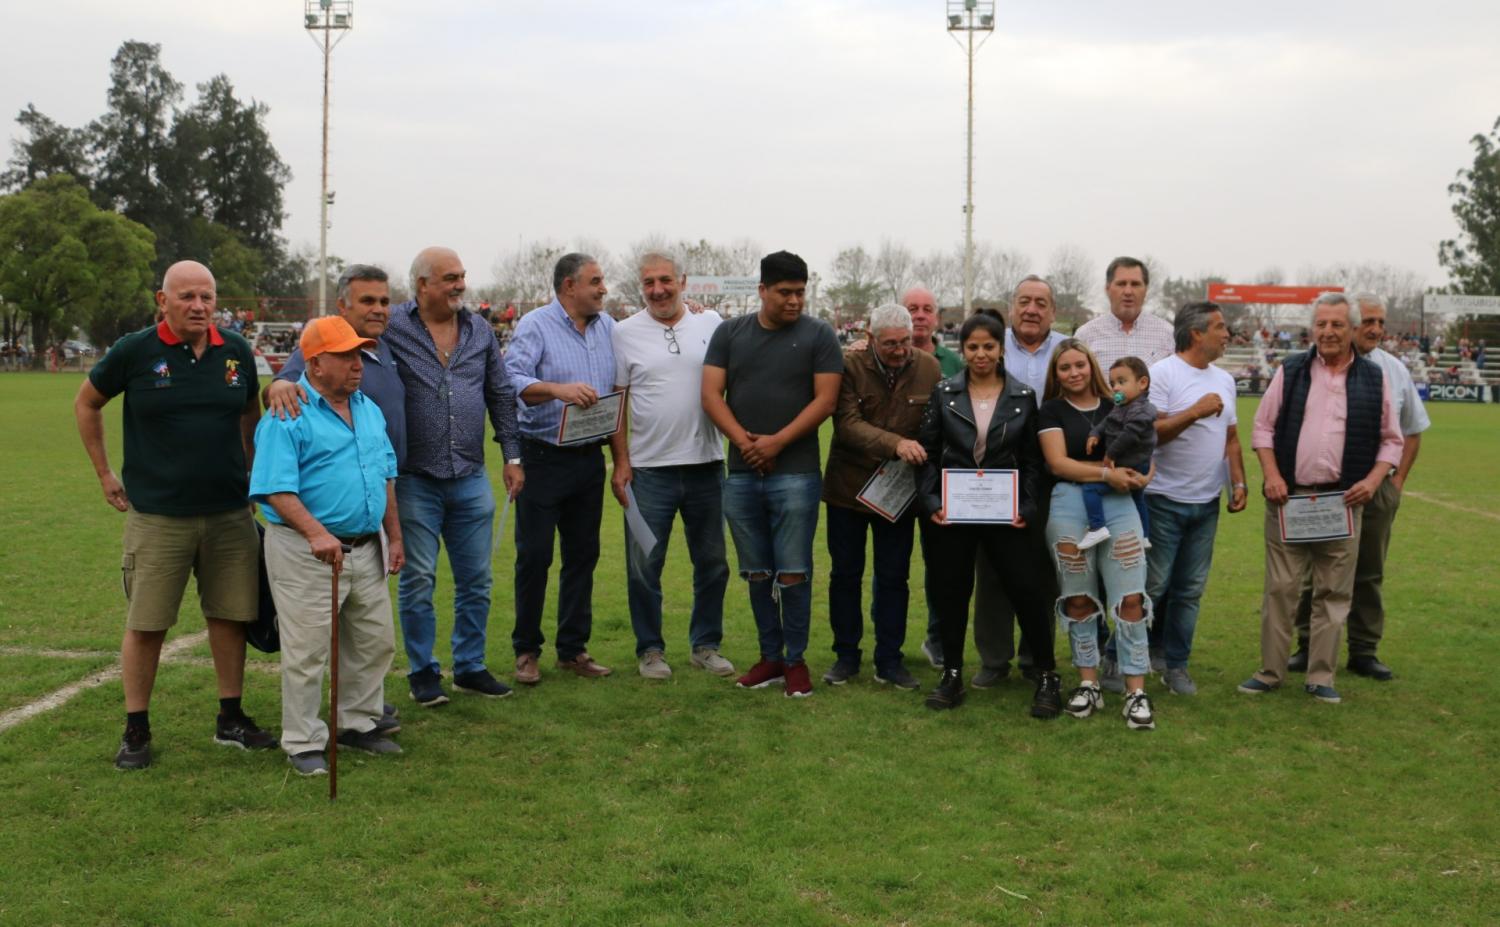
[
  {"x1": 384, "y1": 246, "x2": 524, "y2": 706},
  {"x1": 76, "y1": 260, "x2": 276, "y2": 770}
]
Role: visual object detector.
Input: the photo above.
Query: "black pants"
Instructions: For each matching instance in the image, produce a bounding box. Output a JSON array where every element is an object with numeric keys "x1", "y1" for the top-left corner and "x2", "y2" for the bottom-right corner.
[
  {"x1": 927, "y1": 522, "x2": 1056, "y2": 673},
  {"x1": 512, "y1": 439, "x2": 605, "y2": 660}
]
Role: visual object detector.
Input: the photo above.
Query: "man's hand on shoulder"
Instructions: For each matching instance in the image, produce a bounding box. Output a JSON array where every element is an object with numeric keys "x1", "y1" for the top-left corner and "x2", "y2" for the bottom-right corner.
[{"x1": 265, "y1": 379, "x2": 308, "y2": 420}]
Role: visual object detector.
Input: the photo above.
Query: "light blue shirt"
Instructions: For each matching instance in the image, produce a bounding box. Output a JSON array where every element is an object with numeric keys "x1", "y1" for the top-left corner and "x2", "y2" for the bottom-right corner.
[
  {"x1": 1004, "y1": 328, "x2": 1069, "y2": 403},
  {"x1": 250, "y1": 375, "x2": 397, "y2": 537},
  {"x1": 505, "y1": 298, "x2": 617, "y2": 443}
]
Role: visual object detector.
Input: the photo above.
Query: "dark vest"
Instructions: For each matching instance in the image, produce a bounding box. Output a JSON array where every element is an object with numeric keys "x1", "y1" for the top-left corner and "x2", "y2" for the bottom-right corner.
[{"x1": 1273, "y1": 349, "x2": 1384, "y2": 490}]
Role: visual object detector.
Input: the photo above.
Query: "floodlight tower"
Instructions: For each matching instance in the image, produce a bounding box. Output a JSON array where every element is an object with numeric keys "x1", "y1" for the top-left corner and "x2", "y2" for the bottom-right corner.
[
  {"x1": 946, "y1": 0, "x2": 995, "y2": 315},
  {"x1": 305, "y1": 0, "x2": 353, "y2": 316}
]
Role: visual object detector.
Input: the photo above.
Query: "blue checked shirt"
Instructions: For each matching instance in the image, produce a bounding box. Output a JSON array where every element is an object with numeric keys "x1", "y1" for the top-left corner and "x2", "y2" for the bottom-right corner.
[
  {"x1": 384, "y1": 302, "x2": 522, "y2": 478},
  {"x1": 504, "y1": 299, "x2": 617, "y2": 444},
  {"x1": 250, "y1": 375, "x2": 396, "y2": 537}
]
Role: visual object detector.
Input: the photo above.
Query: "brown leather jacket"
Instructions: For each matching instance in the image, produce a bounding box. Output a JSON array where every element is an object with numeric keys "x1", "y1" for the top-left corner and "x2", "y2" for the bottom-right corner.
[{"x1": 822, "y1": 347, "x2": 943, "y2": 512}]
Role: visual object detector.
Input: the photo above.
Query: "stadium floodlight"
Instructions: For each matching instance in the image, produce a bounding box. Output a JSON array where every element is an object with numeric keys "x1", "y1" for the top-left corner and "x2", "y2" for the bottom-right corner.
[
  {"x1": 945, "y1": 0, "x2": 996, "y2": 316},
  {"x1": 304, "y1": 0, "x2": 354, "y2": 317}
]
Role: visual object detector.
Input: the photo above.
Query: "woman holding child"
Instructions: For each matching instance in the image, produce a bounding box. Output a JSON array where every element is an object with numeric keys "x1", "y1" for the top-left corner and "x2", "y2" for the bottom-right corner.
[{"x1": 1036, "y1": 339, "x2": 1158, "y2": 730}]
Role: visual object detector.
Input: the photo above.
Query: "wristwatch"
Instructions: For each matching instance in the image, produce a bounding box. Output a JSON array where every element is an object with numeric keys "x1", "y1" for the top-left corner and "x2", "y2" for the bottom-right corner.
[{"x1": 505, "y1": 457, "x2": 522, "y2": 466}]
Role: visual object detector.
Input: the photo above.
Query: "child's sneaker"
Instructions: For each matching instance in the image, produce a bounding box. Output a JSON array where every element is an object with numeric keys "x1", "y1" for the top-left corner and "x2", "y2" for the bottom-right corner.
[{"x1": 1077, "y1": 527, "x2": 1111, "y2": 551}]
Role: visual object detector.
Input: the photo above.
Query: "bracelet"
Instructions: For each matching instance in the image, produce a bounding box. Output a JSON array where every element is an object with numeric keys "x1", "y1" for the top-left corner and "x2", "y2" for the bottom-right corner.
[
  {"x1": 1232, "y1": 482, "x2": 1247, "y2": 490},
  {"x1": 1100, "y1": 467, "x2": 1109, "y2": 481}
]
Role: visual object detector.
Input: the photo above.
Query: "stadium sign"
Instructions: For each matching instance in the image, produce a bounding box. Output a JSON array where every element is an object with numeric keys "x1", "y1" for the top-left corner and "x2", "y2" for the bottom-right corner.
[
  {"x1": 1425, "y1": 383, "x2": 1486, "y2": 402},
  {"x1": 1422, "y1": 294, "x2": 1500, "y2": 316},
  {"x1": 685, "y1": 276, "x2": 760, "y2": 298},
  {"x1": 1207, "y1": 284, "x2": 1342, "y2": 304}
]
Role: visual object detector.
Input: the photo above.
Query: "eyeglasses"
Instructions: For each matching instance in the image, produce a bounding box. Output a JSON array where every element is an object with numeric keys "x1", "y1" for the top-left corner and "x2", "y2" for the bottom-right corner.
[{"x1": 663, "y1": 326, "x2": 680, "y2": 355}]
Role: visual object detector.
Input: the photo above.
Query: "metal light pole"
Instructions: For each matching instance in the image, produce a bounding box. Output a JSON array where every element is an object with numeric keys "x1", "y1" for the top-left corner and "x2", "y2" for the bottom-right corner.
[
  {"x1": 305, "y1": 1, "x2": 353, "y2": 316},
  {"x1": 946, "y1": 1, "x2": 995, "y2": 315}
]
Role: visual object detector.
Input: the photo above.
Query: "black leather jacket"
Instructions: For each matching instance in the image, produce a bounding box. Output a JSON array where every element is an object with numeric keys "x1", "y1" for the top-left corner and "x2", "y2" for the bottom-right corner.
[{"x1": 917, "y1": 367, "x2": 1045, "y2": 523}]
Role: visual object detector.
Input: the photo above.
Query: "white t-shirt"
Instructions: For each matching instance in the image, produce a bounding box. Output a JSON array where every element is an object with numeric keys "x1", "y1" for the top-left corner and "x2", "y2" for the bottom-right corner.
[
  {"x1": 1147, "y1": 354, "x2": 1238, "y2": 504},
  {"x1": 612, "y1": 308, "x2": 725, "y2": 468}
]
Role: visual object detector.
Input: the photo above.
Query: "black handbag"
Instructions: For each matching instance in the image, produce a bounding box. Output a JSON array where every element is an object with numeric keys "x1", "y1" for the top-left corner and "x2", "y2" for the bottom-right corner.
[{"x1": 246, "y1": 521, "x2": 281, "y2": 653}]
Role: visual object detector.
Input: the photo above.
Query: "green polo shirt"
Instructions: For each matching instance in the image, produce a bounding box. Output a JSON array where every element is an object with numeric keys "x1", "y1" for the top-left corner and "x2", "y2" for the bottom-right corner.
[
  {"x1": 932, "y1": 341, "x2": 964, "y2": 377},
  {"x1": 88, "y1": 322, "x2": 259, "y2": 516}
]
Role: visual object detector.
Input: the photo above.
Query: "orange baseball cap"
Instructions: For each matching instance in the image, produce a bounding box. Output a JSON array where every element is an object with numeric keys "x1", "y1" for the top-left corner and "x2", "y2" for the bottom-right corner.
[{"x1": 301, "y1": 316, "x2": 375, "y2": 360}]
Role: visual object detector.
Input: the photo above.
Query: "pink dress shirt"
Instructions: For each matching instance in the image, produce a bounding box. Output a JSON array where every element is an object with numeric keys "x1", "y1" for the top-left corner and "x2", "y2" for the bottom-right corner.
[{"x1": 1251, "y1": 352, "x2": 1404, "y2": 486}]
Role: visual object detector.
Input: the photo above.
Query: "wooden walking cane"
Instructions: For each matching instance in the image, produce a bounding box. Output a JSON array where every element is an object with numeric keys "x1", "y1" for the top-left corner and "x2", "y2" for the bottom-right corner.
[{"x1": 328, "y1": 543, "x2": 351, "y2": 801}]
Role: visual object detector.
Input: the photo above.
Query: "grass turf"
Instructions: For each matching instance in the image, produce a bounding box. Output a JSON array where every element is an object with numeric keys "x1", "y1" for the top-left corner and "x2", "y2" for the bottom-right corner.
[{"x1": 1, "y1": 371, "x2": 1497, "y2": 925}]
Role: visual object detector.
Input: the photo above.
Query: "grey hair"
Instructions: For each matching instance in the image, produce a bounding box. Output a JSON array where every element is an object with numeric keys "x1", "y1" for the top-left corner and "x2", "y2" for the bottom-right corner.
[
  {"x1": 1313, "y1": 290, "x2": 1360, "y2": 325},
  {"x1": 1351, "y1": 291, "x2": 1386, "y2": 320},
  {"x1": 1173, "y1": 301, "x2": 1222, "y2": 352},
  {"x1": 408, "y1": 251, "x2": 435, "y2": 296},
  {"x1": 553, "y1": 252, "x2": 597, "y2": 294},
  {"x1": 1012, "y1": 274, "x2": 1056, "y2": 303},
  {"x1": 637, "y1": 251, "x2": 680, "y2": 277},
  {"x1": 868, "y1": 302, "x2": 913, "y2": 334},
  {"x1": 337, "y1": 264, "x2": 388, "y2": 303}
]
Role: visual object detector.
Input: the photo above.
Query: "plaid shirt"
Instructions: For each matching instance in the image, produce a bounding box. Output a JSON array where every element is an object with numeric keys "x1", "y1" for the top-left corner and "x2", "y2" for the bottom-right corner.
[{"x1": 1075, "y1": 311, "x2": 1176, "y2": 372}]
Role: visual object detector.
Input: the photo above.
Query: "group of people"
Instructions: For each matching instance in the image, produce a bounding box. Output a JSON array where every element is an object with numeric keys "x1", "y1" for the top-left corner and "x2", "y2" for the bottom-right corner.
[{"x1": 74, "y1": 246, "x2": 1429, "y2": 775}]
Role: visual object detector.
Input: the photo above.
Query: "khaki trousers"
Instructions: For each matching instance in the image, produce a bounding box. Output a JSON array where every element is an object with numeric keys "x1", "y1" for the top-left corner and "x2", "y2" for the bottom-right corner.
[
  {"x1": 1293, "y1": 477, "x2": 1401, "y2": 656},
  {"x1": 265, "y1": 523, "x2": 394, "y2": 755},
  {"x1": 1255, "y1": 497, "x2": 1363, "y2": 688}
]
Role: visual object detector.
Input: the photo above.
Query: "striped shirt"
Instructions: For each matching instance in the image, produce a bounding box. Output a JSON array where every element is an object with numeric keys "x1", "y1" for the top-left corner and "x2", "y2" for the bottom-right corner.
[
  {"x1": 505, "y1": 298, "x2": 618, "y2": 444},
  {"x1": 1075, "y1": 310, "x2": 1176, "y2": 372},
  {"x1": 384, "y1": 301, "x2": 521, "y2": 479}
]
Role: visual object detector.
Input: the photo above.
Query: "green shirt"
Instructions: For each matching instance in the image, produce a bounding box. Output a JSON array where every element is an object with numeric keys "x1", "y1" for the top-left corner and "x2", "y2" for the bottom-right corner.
[
  {"x1": 88, "y1": 322, "x2": 259, "y2": 516},
  {"x1": 932, "y1": 341, "x2": 964, "y2": 377}
]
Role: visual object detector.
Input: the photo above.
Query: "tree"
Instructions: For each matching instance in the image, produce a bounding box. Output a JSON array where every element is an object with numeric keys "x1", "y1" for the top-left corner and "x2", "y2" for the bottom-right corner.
[
  {"x1": 972, "y1": 243, "x2": 1030, "y2": 310},
  {"x1": 1439, "y1": 115, "x2": 1500, "y2": 296},
  {"x1": 912, "y1": 249, "x2": 962, "y2": 311},
  {"x1": 0, "y1": 175, "x2": 155, "y2": 359},
  {"x1": 1, "y1": 104, "x2": 92, "y2": 192},
  {"x1": 1046, "y1": 243, "x2": 1097, "y2": 331},
  {"x1": 874, "y1": 239, "x2": 915, "y2": 303},
  {"x1": 491, "y1": 240, "x2": 568, "y2": 309},
  {"x1": 826, "y1": 246, "x2": 883, "y2": 323}
]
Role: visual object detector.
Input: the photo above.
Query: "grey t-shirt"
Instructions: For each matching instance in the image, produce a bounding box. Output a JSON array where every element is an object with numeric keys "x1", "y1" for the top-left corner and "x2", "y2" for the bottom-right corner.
[{"x1": 704, "y1": 312, "x2": 844, "y2": 473}]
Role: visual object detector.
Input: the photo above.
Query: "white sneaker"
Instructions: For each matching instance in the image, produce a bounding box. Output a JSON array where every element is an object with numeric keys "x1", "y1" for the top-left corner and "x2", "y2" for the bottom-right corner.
[
  {"x1": 1077, "y1": 527, "x2": 1111, "y2": 551},
  {"x1": 1065, "y1": 681, "x2": 1103, "y2": 718},
  {"x1": 1124, "y1": 689, "x2": 1156, "y2": 730},
  {"x1": 690, "y1": 647, "x2": 735, "y2": 677},
  {"x1": 638, "y1": 651, "x2": 672, "y2": 680}
]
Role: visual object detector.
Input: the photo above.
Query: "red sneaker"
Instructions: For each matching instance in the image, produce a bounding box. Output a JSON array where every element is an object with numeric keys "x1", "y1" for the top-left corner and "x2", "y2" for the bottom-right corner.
[
  {"x1": 736, "y1": 658, "x2": 786, "y2": 689},
  {"x1": 783, "y1": 661, "x2": 813, "y2": 698}
]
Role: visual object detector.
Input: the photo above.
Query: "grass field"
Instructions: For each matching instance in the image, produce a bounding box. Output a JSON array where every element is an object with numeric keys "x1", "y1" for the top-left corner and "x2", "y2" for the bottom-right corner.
[{"x1": 1, "y1": 370, "x2": 1497, "y2": 926}]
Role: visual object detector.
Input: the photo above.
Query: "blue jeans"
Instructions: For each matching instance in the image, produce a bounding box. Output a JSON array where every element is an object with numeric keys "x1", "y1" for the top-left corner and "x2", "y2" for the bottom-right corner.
[
  {"x1": 722, "y1": 471, "x2": 821, "y2": 665},
  {"x1": 625, "y1": 464, "x2": 729, "y2": 656},
  {"x1": 824, "y1": 503, "x2": 915, "y2": 675},
  {"x1": 1081, "y1": 483, "x2": 1151, "y2": 537},
  {"x1": 396, "y1": 471, "x2": 495, "y2": 678},
  {"x1": 512, "y1": 440, "x2": 605, "y2": 661},
  {"x1": 1141, "y1": 494, "x2": 1221, "y2": 670},
  {"x1": 1047, "y1": 482, "x2": 1152, "y2": 676}
]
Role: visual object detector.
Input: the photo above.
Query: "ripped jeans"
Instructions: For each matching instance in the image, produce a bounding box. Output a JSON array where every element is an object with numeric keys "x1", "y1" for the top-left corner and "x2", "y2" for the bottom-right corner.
[
  {"x1": 723, "y1": 471, "x2": 822, "y2": 665},
  {"x1": 1045, "y1": 482, "x2": 1152, "y2": 677}
]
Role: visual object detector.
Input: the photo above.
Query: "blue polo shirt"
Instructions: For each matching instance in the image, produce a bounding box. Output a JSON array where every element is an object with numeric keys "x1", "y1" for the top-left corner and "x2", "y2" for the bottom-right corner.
[
  {"x1": 277, "y1": 337, "x2": 407, "y2": 469},
  {"x1": 250, "y1": 375, "x2": 397, "y2": 537}
]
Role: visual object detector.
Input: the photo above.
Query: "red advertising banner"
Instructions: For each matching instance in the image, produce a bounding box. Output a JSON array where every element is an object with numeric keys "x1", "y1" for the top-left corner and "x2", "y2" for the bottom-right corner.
[{"x1": 1206, "y1": 284, "x2": 1343, "y2": 305}]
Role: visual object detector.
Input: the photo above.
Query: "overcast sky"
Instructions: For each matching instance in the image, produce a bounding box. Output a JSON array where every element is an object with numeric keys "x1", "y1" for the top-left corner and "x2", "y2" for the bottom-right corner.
[{"x1": 3, "y1": 1, "x2": 1497, "y2": 296}]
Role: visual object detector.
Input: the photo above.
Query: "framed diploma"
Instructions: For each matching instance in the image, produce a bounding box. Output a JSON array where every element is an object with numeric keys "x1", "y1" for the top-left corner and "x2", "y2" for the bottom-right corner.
[
  {"x1": 1277, "y1": 493, "x2": 1355, "y2": 543},
  {"x1": 557, "y1": 389, "x2": 626, "y2": 445},
  {"x1": 940, "y1": 469, "x2": 1018, "y2": 524},
  {"x1": 856, "y1": 461, "x2": 917, "y2": 522}
]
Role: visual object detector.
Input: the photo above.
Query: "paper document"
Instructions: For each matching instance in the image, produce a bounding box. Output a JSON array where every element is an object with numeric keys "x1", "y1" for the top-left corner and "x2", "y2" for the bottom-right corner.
[
  {"x1": 491, "y1": 493, "x2": 513, "y2": 553},
  {"x1": 940, "y1": 469, "x2": 1019, "y2": 524},
  {"x1": 1277, "y1": 493, "x2": 1354, "y2": 543},
  {"x1": 856, "y1": 461, "x2": 917, "y2": 522},
  {"x1": 624, "y1": 485, "x2": 658, "y2": 554}
]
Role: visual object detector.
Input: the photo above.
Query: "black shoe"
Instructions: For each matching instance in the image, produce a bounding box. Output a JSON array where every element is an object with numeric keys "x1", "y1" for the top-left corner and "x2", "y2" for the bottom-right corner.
[
  {"x1": 1347, "y1": 655, "x2": 1394, "y2": 681},
  {"x1": 372, "y1": 712, "x2": 401, "y2": 736},
  {"x1": 454, "y1": 668, "x2": 514, "y2": 699},
  {"x1": 382, "y1": 702, "x2": 399, "y2": 719},
  {"x1": 114, "y1": 728, "x2": 152, "y2": 770},
  {"x1": 409, "y1": 668, "x2": 450, "y2": 707},
  {"x1": 821, "y1": 660, "x2": 859, "y2": 685},
  {"x1": 1019, "y1": 664, "x2": 1042, "y2": 683},
  {"x1": 1286, "y1": 647, "x2": 1309, "y2": 673},
  {"x1": 336, "y1": 727, "x2": 404, "y2": 755},
  {"x1": 214, "y1": 714, "x2": 278, "y2": 750},
  {"x1": 1030, "y1": 671, "x2": 1063, "y2": 719},
  {"x1": 925, "y1": 668, "x2": 966, "y2": 710},
  {"x1": 874, "y1": 664, "x2": 921, "y2": 690}
]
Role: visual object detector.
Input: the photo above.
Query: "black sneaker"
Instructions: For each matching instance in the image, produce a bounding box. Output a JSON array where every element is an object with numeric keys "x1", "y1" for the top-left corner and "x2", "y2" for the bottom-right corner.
[
  {"x1": 409, "y1": 668, "x2": 450, "y2": 707},
  {"x1": 336, "y1": 727, "x2": 404, "y2": 755},
  {"x1": 214, "y1": 714, "x2": 278, "y2": 750},
  {"x1": 1286, "y1": 646, "x2": 1309, "y2": 673},
  {"x1": 925, "y1": 668, "x2": 966, "y2": 710},
  {"x1": 114, "y1": 728, "x2": 152, "y2": 771},
  {"x1": 288, "y1": 750, "x2": 328, "y2": 776},
  {"x1": 874, "y1": 664, "x2": 921, "y2": 690},
  {"x1": 821, "y1": 660, "x2": 859, "y2": 685},
  {"x1": 453, "y1": 668, "x2": 514, "y2": 699},
  {"x1": 382, "y1": 702, "x2": 399, "y2": 719},
  {"x1": 372, "y1": 712, "x2": 401, "y2": 736},
  {"x1": 1030, "y1": 671, "x2": 1062, "y2": 719}
]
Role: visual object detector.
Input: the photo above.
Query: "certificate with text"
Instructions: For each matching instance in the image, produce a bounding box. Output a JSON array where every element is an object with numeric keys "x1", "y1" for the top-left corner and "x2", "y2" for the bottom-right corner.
[
  {"x1": 940, "y1": 469, "x2": 1018, "y2": 524},
  {"x1": 856, "y1": 461, "x2": 917, "y2": 522},
  {"x1": 557, "y1": 389, "x2": 626, "y2": 445},
  {"x1": 1278, "y1": 493, "x2": 1355, "y2": 543}
]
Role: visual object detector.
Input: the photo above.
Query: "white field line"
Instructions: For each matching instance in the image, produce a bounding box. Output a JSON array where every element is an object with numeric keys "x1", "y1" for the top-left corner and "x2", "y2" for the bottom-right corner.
[
  {"x1": 0, "y1": 646, "x2": 118, "y2": 659},
  {"x1": 0, "y1": 631, "x2": 206, "y2": 735},
  {"x1": 1405, "y1": 490, "x2": 1500, "y2": 523}
]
